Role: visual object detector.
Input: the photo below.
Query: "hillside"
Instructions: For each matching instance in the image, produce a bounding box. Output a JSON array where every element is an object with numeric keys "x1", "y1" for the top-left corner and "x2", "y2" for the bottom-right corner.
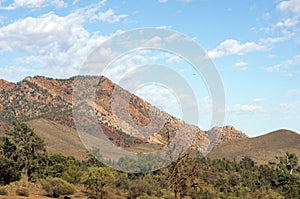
[
  {"x1": 0, "y1": 75, "x2": 248, "y2": 157},
  {"x1": 208, "y1": 129, "x2": 300, "y2": 165}
]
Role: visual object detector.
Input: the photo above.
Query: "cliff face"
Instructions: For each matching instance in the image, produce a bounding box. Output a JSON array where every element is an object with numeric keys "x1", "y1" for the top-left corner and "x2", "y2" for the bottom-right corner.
[{"x1": 0, "y1": 75, "x2": 247, "y2": 150}]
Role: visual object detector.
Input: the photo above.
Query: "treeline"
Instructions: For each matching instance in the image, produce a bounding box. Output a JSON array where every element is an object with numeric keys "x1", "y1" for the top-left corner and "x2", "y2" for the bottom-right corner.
[{"x1": 0, "y1": 122, "x2": 300, "y2": 198}]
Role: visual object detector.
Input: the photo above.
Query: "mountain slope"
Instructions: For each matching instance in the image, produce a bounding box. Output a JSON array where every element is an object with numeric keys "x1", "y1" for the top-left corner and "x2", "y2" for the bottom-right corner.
[
  {"x1": 208, "y1": 129, "x2": 300, "y2": 165},
  {"x1": 0, "y1": 75, "x2": 249, "y2": 157},
  {"x1": 27, "y1": 119, "x2": 88, "y2": 160}
]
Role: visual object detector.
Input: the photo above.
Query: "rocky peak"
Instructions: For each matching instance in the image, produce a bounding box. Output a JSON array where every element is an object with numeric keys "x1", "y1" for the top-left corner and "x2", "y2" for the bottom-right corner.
[
  {"x1": 0, "y1": 79, "x2": 15, "y2": 92},
  {"x1": 207, "y1": 125, "x2": 248, "y2": 144}
]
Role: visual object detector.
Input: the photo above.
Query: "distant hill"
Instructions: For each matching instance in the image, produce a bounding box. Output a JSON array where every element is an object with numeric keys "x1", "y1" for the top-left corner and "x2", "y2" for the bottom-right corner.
[{"x1": 208, "y1": 129, "x2": 300, "y2": 165}]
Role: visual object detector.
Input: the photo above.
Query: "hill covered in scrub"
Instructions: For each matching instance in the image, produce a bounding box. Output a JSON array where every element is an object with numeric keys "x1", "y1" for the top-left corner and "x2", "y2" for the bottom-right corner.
[{"x1": 208, "y1": 129, "x2": 300, "y2": 165}]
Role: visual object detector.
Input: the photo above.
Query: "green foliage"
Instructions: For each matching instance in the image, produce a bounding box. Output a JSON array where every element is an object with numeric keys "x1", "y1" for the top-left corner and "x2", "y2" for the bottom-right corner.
[
  {"x1": 61, "y1": 165, "x2": 83, "y2": 184},
  {"x1": 46, "y1": 153, "x2": 81, "y2": 178},
  {"x1": 128, "y1": 174, "x2": 162, "y2": 198},
  {"x1": 81, "y1": 167, "x2": 115, "y2": 199},
  {"x1": 1, "y1": 122, "x2": 300, "y2": 199},
  {"x1": 276, "y1": 152, "x2": 299, "y2": 174},
  {"x1": 117, "y1": 153, "x2": 161, "y2": 173},
  {"x1": 16, "y1": 188, "x2": 29, "y2": 197},
  {"x1": 0, "y1": 136, "x2": 16, "y2": 158},
  {"x1": 0, "y1": 155, "x2": 21, "y2": 185},
  {"x1": 40, "y1": 177, "x2": 76, "y2": 198},
  {"x1": 4, "y1": 121, "x2": 47, "y2": 180}
]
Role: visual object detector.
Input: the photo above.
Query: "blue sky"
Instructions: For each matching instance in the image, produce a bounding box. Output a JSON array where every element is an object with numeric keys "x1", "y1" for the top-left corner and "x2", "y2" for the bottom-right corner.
[{"x1": 0, "y1": 0, "x2": 300, "y2": 136}]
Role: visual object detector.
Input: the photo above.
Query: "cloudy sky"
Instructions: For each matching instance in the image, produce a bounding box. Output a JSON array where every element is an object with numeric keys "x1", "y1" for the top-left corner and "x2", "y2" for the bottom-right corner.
[{"x1": 0, "y1": 0, "x2": 300, "y2": 136}]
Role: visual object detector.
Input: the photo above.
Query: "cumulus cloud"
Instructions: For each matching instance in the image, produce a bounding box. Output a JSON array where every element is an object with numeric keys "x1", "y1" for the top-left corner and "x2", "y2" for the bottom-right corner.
[
  {"x1": 208, "y1": 39, "x2": 267, "y2": 59},
  {"x1": 0, "y1": 2, "x2": 129, "y2": 80},
  {"x1": 277, "y1": 0, "x2": 300, "y2": 15}
]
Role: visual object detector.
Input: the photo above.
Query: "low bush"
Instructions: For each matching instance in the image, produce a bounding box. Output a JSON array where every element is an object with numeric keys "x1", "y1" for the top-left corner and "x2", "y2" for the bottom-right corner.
[
  {"x1": 41, "y1": 177, "x2": 76, "y2": 198},
  {"x1": 16, "y1": 188, "x2": 29, "y2": 197}
]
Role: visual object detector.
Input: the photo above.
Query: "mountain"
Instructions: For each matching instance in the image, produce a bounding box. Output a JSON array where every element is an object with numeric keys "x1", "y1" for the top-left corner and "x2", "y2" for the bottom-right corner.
[
  {"x1": 208, "y1": 129, "x2": 300, "y2": 165},
  {"x1": 0, "y1": 75, "x2": 246, "y2": 157}
]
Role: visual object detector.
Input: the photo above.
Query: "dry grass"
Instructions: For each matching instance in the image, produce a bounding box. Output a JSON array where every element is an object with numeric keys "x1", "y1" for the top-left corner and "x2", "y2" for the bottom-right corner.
[
  {"x1": 208, "y1": 129, "x2": 300, "y2": 165},
  {"x1": 0, "y1": 181, "x2": 87, "y2": 199},
  {"x1": 28, "y1": 119, "x2": 88, "y2": 160}
]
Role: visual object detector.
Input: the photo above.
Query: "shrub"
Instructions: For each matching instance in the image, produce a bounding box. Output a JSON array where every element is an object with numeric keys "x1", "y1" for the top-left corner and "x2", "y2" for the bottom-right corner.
[
  {"x1": 40, "y1": 177, "x2": 76, "y2": 198},
  {"x1": 81, "y1": 167, "x2": 115, "y2": 199},
  {"x1": 61, "y1": 165, "x2": 83, "y2": 184},
  {"x1": 16, "y1": 188, "x2": 29, "y2": 197},
  {"x1": 0, "y1": 155, "x2": 21, "y2": 185},
  {"x1": 0, "y1": 187, "x2": 8, "y2": 195}
]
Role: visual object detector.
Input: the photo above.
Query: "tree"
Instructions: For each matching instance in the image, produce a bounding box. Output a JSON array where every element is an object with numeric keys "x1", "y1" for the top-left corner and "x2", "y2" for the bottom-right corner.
[
  {"x1": 276, "y1": 152, "x2": 298, "y2": 174},
  {"x1": 0, "y1": 155, "x2": 21, "y2": 185},
  {"x1": 81, "y1": 167, "x2": 115, "y2": 199},
  {"x1": 5, "y1": 122, "x2": 47, "y2": 180},
  {"x1": 167, "y1": 151, "x2": 199, "y2": 199},
  {"x1": 0, "y1": 136, "x2": 16, "y2": 158}
]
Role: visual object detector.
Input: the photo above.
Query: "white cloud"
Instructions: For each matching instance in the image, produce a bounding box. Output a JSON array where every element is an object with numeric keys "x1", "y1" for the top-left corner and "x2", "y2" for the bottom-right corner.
[
  {"x1": 233, "y1": 61, "x2": 248, "y2": 70},
  {"x1": 0, "y1": 0, "x2": 67, "y2": 10},
  {"x1": 228, "y1": 104, "x2": 264, "y2": 114},
  {"x1": 265, "y1": 54, "x2": 300, "y2": 74},
  {"x1": 274, "y1": 17, "x2": 298, "y2": 29},
  {"x1": 0, "y1": 12, "x2": 87, "y2": 52},
  {"x1": 0, "y1": 3, "x2": 129, "y2": 80},
  {"x1": 265, "y1": 64, "x2": 281, "y2": 72},
  {"x1": 259, "y1": 34, "x2": 292, "y2": 45},
  {"x1": 97, "y1": 9, "x2": 127, "y2": 23},
  {"x1": 158, "y1": 0, "x2": 168, "y2": 3},
  {"x1": 285, "y1": 54, "x2": 300, "y2": 66},
  {"x1": 208, "y1": 39, "x2": 267, "y2": 59},
  {"x1": 253, "y1": 98, "x2": 265, "y2": 104},
  {"x1": 277, "y1": 0, "x2": 300, "y2": 14}
]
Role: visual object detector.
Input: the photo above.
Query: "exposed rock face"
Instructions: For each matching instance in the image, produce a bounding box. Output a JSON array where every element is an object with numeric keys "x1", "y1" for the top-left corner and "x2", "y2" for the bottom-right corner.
[
  {"x1": 0, "y1": 79, "x2": 15, "y2": 92},
  {"x1": 206, "y1": 126, "x2": 248, "y2": 144},
  {"x1": 0, "y1": 75, "x2": 247, "y2": 151}
]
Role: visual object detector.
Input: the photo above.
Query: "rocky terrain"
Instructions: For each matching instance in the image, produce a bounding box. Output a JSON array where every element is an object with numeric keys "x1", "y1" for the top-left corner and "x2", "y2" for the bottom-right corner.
[{"x1": 0, "y1": 75, "x2": 247, "y2": 154}]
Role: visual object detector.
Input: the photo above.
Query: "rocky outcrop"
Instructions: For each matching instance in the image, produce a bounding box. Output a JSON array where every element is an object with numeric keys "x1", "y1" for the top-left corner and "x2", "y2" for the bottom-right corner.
[{"x1": 206, "y1": 126, "x2": 248, "y2": 144}]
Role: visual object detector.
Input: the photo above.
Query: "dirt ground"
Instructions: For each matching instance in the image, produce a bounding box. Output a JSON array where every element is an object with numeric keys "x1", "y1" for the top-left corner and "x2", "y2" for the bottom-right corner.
[{"x1": 0, "y1": 181, "x2": 87, "y2": 199}]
